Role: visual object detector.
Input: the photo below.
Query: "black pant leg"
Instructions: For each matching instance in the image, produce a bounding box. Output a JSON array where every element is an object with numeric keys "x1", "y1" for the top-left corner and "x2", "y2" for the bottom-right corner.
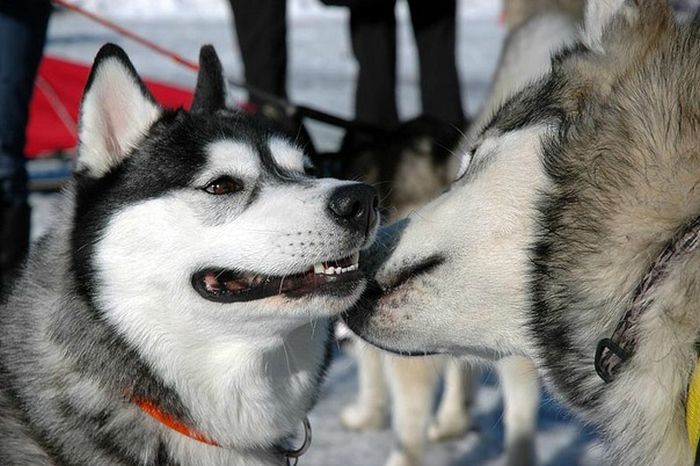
[
  {"x1": 0, "y1": 0, "x2": 51, "y2": 205},
  {"x1": 0, "y1": 1, "x2": 49, "y2": 284},
  {"x1": 349, "y1": 0, "x2": 399, "y2": 130},
  {"x1": 228, "y1": 0, "x2": 287, "y2": 100},
  {"x1": 407, "y1": 0, "x2": 465, "y2": 126}
]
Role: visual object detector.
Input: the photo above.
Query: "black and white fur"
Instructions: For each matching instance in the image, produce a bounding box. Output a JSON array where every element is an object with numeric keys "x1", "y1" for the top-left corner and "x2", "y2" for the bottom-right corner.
[
  {"x1": 345, "y1": 0, "x2": 700, "y2": 464},
  {"x1": 0, "y1": 44, "x2": 378, "y2": 466}
]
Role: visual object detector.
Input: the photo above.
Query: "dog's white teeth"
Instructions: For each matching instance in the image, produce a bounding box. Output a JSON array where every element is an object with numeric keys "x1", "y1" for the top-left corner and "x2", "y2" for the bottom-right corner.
[{"x1": 314, "y1": 259, "x2": 359, "y2": 276}]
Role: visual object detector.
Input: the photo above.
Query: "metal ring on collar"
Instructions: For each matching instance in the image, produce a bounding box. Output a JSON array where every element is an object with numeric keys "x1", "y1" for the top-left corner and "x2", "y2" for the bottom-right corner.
[{"x1": 285, "y1": 417, "x2": 312, "y2": 465}]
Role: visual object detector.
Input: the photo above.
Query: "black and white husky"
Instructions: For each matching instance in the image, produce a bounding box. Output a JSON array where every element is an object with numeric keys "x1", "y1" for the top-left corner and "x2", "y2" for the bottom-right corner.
[
  {"x1": 346, "y1": 0, "x2": 700, "y2": 464},
  {"x1": 0, "y1": 44, "x2": 378, "y2": 466}
]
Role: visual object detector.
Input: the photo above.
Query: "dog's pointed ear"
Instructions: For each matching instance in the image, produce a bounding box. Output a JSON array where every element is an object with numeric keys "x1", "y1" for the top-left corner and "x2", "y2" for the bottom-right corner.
[
  {"x1": 556, "y1": 0, "x2": 670, "y2": 116},
  {"x1": 582, "y1": 0, "x2": 670, "y2": 51},
  {"x1": 583, "y1": 0, "x2": 624, "y2": 47},
  {"x1": 77, "y1": 43, "x2": 162, "y2": 177},
  {"x1": 191, "y1": 45, "x2": 227, "y2": 113}
]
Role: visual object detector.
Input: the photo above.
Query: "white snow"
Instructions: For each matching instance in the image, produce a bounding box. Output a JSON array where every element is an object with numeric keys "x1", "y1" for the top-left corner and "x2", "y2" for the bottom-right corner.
[{"x1": 33, "y1": 3, "x2": 606, "y2": 465}]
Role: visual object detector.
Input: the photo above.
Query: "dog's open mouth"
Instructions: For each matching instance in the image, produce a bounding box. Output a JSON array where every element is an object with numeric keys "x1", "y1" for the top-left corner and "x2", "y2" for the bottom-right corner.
[{"x1": 192, "y1": 253, "x2": 362, "y2": 303}]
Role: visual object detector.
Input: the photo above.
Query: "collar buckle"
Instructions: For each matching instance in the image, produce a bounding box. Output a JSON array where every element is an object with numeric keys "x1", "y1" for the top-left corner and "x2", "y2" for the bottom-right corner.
[{"x1": 595, "y1": 338, "x2": 631, "y2": 384}]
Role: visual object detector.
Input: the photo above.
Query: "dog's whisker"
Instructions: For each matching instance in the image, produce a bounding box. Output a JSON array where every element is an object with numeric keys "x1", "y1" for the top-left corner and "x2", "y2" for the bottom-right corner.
[
  {"x1": 281, "y1": 340, "x2": 293, "y2": 379},
  {"x1": 309, "y1": 318, "x2": 318, "y2": 338}
]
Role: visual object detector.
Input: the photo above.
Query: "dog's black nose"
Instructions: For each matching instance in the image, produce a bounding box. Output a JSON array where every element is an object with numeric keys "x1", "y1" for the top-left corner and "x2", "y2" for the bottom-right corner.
[{"x1": 328, "y1": 183, "x2": 379, "y2": 233}]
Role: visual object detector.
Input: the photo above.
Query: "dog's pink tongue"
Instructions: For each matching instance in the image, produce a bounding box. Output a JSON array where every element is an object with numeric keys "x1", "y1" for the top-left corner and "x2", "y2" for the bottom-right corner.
[
  {"x1": 204, "y1": 272, "x2": 249, "y2": 292},
  {"x1": 203, "y1": 273, "x2": 221, "y2": 291},
  {"x1": 223, "y1": 279, "x2": 249, "y2": 292}
]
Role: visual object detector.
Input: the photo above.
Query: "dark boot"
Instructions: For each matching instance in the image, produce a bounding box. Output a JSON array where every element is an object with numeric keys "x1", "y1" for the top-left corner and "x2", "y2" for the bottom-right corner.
[{"x1": 0, "y1": 202, "x2": 30, "y2": 293}]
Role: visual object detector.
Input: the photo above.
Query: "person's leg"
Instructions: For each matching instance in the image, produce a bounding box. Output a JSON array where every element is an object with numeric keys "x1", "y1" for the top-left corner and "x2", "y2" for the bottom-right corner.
[
  {"x1": 407, "y1": 0, "x2": 465, "y2": 126},
  {"x1": 0, "y1": 1, "x2": 51, "y2": 287},
  {"x1": 227, "y1": 1, "x2": 317, "y2": 156},
  {"x1": 228, "y1": 0, "x2": 287, "y2": 100},
  {"x1": 349, "y1": 0, "x2": 399, "y2": 130}
]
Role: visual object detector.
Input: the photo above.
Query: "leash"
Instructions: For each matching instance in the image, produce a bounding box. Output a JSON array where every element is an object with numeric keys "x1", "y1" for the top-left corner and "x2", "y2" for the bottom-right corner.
[
  {"x1": 50, "y1": 0, "x2": 385, "y2": 135},
  {"x1": 594, "y1": 215, "x2": 700, "y2": 462},
  {"x1": 132, "y1": 395, "x2": 312, "y2": 464},
  {"x1": 34, "y1": 74, "x2": 79, "y2": 140}
]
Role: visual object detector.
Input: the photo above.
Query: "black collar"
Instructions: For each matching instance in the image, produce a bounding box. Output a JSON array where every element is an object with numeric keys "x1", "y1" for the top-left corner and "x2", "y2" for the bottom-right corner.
[{"x1": 595, "y1": 215, "x2": 700, "y2": 383}]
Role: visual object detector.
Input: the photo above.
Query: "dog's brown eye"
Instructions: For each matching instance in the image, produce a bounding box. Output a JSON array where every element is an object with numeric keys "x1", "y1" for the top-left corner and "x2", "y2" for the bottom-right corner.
[{"x1": 203, "y1": 176, "x2": 242, "y2": 195}]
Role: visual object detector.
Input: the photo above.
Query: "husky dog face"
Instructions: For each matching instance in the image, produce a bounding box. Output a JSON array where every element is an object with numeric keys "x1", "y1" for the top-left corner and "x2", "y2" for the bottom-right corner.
[
  {"x1": 65, "y1": 44, "x2": 378, "y2": 453},
  {"x1": 347, "y1": 1, "x2": 700, "y2": 463},
  {"x1": 74, "y1": 45, "x2": 378, "y2": 326},
  {"x1": 346, "y1": 122, "x2": 548, "y2": 358}
]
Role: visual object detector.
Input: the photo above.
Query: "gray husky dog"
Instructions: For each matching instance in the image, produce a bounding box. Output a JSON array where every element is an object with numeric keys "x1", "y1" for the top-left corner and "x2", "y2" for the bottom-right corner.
[
  {"x1": 0, "y1": 44, "x2": 378, "y2": 466},
  {"x1": 346, "y1": 0, "x2": 700, "y2": 464}
]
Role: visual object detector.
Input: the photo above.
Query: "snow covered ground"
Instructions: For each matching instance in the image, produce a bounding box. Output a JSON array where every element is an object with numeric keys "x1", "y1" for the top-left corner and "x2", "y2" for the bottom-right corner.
[{"x1": 32, "y1": 2, "x2": 606, "y2": 465}]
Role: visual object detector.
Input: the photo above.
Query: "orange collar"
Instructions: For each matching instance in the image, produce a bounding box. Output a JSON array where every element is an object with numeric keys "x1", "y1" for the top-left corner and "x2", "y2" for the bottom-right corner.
[
  {"x1": 132, "y1": 396, "x2": 220, "y2": 447},
  {"x1": 131, "y1": 395, "x2": 313, "y2": 463}
]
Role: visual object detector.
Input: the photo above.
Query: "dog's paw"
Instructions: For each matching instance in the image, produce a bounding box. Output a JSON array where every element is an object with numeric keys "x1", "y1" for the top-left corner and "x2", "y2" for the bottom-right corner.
[
  {"x1": 427, "y1": 412, "x2": 471, "y2": 442},
  {"x1": 340, "y1": 404, "x2": 388, "y2": 431},
  {"x1": 384, "y1": 450, "x2": 420, "y2": 466}
]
